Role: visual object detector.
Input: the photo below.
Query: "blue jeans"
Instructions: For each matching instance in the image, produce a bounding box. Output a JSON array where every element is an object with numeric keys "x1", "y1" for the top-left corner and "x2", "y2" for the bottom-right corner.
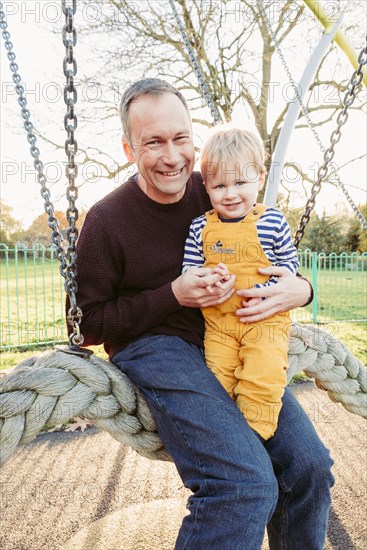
[{"x1": 112, "y1": 334, "x2": 334, "y2": 550}]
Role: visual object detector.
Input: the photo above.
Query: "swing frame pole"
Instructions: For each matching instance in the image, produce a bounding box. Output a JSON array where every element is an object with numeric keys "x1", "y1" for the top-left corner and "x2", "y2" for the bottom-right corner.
[
  {"x1": 264, "y1": 16, "x2": 342, "y2": 206},
  {"x1": 302, "y1": 0, "x2": 367, "y2": 88}
]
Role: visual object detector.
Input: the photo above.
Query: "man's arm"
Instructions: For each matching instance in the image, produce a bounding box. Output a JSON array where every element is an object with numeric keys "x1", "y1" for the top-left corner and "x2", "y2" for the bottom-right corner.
[
  {"x1": 234, "y1": 211, "x2": 310, "y2": 322},
  {"x1": 236, "y1": 267, "x2": 312, "y2": 323},
  {"x1": 74, "y1": 211, "x2": 184, "y2": 346},
  {"x1": 75, "y1": 209, "x2": 236, "y2": 346}
]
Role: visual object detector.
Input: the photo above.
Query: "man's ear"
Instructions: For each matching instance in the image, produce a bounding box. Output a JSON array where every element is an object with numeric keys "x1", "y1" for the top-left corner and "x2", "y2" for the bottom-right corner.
[{"x1": 122, "y1": 137, "x2": 135, "y2": 163}]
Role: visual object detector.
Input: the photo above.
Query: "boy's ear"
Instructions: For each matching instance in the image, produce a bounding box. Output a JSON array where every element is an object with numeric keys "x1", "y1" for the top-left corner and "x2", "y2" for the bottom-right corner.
[
  {"x1": 258, "y1": 169, "x2": 266, "y2": 189},
  {"x1": 122, "y1": 137, "x2": 135, "y2": 163}
]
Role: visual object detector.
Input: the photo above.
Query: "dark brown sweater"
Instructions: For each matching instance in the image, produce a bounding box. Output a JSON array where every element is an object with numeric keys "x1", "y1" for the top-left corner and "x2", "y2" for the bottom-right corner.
[{"x1": 74, "y1": 172, "x2": 212, "y2": 358}]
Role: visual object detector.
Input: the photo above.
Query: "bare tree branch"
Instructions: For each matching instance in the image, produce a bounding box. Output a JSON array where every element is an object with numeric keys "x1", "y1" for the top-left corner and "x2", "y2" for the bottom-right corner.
[{"x1": 53, "y1": 0, "x2": 366, "y2": 197}]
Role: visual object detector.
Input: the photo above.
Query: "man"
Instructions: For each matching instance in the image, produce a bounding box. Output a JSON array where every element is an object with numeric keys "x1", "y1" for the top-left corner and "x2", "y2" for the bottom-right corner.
[{"x1": 75, "y1": 78, "x2": 334, "y2": 549}]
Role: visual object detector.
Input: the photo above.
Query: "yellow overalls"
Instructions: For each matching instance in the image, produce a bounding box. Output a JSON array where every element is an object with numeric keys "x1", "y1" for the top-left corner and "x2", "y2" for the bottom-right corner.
[{"x1": 202, "y1": 204, "x2": 291, "y2": 440}]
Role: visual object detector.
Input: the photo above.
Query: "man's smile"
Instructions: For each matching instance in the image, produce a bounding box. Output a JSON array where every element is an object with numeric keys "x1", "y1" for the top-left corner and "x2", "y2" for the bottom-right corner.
[{"x1": 159, "y1": 168, "x2": 184, "y2": 177}]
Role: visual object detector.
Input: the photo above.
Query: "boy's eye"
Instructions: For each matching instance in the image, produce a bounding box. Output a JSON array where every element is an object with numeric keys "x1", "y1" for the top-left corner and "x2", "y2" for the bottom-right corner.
[
  {"x1": 215, "y1": 184, "x2": 225, "y2": 189},
  {"x1": 236, "y1": 181, "x2": 247, "y2": 186}
]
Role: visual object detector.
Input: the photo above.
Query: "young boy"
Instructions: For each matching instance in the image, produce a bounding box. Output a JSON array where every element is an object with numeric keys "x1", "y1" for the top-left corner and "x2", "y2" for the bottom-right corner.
[{"x1": 183, "y1": 128, "x2": 299, "y2": 440}]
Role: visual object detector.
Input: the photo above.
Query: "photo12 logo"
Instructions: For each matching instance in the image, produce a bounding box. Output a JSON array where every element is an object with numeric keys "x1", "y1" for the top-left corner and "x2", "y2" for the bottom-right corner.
[
  {"x1": 1, "y1": 2, "x2": 141, "y2": 24},
  {"x1": 200, "y1": 1, "x2": 339, "y2": 24}
]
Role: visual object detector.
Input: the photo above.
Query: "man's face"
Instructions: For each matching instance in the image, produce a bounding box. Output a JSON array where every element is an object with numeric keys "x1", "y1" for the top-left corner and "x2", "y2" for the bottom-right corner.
[{"x1": 123, "y1": 93, "x2": 195, "y2": 204}]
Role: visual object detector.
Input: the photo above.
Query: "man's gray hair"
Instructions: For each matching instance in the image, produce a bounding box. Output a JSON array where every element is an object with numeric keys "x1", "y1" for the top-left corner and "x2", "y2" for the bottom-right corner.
[{"x1": 119, "y1": 78, "x2": 189, "y2": 145}]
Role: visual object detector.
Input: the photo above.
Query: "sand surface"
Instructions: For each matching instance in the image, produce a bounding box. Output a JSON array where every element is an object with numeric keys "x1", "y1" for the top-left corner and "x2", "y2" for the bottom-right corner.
[{"x1": 1, "y1": 382, "x2": 366, "y2": 550}]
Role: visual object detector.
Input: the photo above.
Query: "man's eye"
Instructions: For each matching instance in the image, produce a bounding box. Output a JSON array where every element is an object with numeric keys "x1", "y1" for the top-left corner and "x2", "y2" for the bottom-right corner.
[{"x1": 147, "y1": 141, "x2": 160, "y2": 145}]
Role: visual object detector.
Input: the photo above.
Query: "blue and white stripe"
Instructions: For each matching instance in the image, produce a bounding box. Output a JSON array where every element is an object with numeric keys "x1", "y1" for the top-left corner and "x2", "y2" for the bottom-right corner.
[{"x1": 182, "y1": 207, "x2": 299, "y2": 288}]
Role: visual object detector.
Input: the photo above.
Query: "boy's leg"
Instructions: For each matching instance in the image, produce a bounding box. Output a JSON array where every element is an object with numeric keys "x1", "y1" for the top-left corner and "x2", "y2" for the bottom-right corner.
[
  {"x1": 265, "y1": 387, "x2": 335, "y2": 550},
  {"x1": 113, "y1": 334, "x2": 278, "y2": 550},
  {"x1": 235, "y1": 316, "x2": 290, "y2": 440},
  {"x1": 203, "y1": 323, "x2": 241, "y2": 398}
]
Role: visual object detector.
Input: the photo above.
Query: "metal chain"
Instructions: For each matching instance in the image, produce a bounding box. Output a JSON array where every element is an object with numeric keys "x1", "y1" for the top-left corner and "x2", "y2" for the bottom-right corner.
[
  {"x1": 168, "y1": 0, "x2": 221, "y2": 124},
  {"x1": 0, "y1": 4, "x2": 67, "y2": 268},
  {"x1": 0, "y1": 0, "x2": 84, "y2": 347},
  {"x1": 294, "y1": 37, "x2": 367, "y2": 246},
  {"x1": 258, "y1": 1, "x2": 367, "y2": 242},
  {"x1": 61, "y1": 0, "x2": 84, "y2": 346}
]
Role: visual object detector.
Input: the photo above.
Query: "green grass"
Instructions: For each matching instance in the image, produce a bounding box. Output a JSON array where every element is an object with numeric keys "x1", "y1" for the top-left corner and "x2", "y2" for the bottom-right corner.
[
  {"x1": 1, "y1": 257, "x2": 66, "y2": 348},
  {"x1": 292, "y1": 266, "x2": 367, "y2": 323},
  {"x1": 329, "y1": 321, "x2": 366, "y2": 365},
  {"x1": 0, "y1": 344, "x2": 108, "y2": 371}
]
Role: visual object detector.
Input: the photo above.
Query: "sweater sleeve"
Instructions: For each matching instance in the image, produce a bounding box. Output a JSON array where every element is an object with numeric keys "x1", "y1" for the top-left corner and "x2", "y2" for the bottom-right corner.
[{"x1": 73, "y1": 211, "x2": 182, "y2": 347}]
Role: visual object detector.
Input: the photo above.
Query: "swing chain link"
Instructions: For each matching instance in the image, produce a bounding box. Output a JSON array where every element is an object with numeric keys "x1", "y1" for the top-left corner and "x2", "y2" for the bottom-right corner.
[
  {"x1": 0, "y1": 0, "x2": 84, "y2": 347},
  {"x1": 294, "y1": 34, "x2": 367, "y2": 247},
  {"x1": 62, "y1": 0, "x2": 83, "y2": 346},
  {"x1": 66, "y1": 306, "x2": 84, "y2": 346},
  {"x1": 168, "y1": 0, "x2": 221, "y2": 125},
  {"x1": 258, "y1": 1, "x2": 367, "y2": 244},
  {"x1": 62, "y1": 0, "x2": 76, "y2": 16}
]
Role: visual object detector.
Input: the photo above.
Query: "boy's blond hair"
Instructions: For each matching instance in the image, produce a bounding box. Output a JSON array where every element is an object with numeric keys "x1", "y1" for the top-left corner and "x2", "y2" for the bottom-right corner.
[{"x1": 200, "y1": 127, "x2": 266, "y2": 181}]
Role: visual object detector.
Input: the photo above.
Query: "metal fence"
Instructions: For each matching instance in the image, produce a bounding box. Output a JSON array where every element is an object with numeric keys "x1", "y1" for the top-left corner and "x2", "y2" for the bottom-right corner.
[
  {"x1": 1, "y1": 243, "x2": 67, "y2": 351},
  {"x1": 1, "y1": 244, "x2": 366, "y2": 351},
  {"x1": 295, "y1": 249, "x2": 367, "y2": 324}
]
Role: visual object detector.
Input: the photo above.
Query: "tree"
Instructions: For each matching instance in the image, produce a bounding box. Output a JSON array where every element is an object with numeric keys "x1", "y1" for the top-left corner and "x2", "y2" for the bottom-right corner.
[
  {"x1": 23, "y1": 210, "x2": 88, "y2": 246},
  {"x1": 345, "y1": 204, "x2": 367, "y2": 252},
  {"x1": 72, "y1": 0, "x2": 366, "y2": 203},
  {"x1": 0, "y1": 201, "x2": 23, "y2": 246},
  {"x1": 300, "y1": 211, "x2": 347, "y2": 254}
]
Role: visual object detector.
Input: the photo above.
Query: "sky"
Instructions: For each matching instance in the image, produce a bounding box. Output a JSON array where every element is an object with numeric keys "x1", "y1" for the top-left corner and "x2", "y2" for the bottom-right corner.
[{"x1": 1, "y1": 0, "x2": 366, "y2": 229}]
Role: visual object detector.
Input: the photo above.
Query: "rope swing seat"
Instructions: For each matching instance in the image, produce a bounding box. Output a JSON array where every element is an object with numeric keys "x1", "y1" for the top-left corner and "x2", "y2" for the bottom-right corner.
[
  {"x1": 0, "y1": 0, "x2": 366, "y2": 470},
  {"x1": 1, "y1": 323, "x2": 366, "y2": 468}
]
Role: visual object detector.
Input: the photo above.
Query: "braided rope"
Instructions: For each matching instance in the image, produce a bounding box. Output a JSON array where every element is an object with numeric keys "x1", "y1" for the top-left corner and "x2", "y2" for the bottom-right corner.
[
  {"x1": 0, "y1": 352, "x2": 171, "y2": 467},
  {"x1": 1, "y1": 324, "x2": 365, "y2": 468},
  {"x1": 288, "y1": 324, "x2": 366, "y2": 418}
]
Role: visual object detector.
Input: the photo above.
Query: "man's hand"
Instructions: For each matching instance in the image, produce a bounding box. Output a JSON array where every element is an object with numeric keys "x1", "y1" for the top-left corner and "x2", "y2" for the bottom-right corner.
[
  {"x1": 235, "y1": 266, "x2": 312, "y2": 323},
  {"x1": 172, "y1": 267, "x2": 235, "y2": 308}
]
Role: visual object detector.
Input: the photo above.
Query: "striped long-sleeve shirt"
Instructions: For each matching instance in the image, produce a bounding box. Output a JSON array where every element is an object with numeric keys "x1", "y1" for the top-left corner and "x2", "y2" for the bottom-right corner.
[{"x1": 182, "y1": 206, "x2": 299, "y2": 289}]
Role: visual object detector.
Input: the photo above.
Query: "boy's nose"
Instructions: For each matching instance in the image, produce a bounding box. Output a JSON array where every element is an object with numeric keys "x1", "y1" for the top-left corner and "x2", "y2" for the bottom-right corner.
[{"x1": 225, "y1": 187, "x2": 237, "y2": 198}]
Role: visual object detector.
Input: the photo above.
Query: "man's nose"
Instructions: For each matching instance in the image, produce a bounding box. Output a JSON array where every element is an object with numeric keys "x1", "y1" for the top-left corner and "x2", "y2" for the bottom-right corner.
[{"x1": 161, "y1": 142, "x2": 180, "y2": 165}]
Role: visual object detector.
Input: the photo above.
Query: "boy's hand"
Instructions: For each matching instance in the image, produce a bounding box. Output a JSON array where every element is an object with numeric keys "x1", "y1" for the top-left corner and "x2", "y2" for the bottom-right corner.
[
  {"x1": 206, "y1": 262, "x2": 231, "y2": 293},
  {"x1": 172, "y1": 267, "x2": 235, "y2": 308}
]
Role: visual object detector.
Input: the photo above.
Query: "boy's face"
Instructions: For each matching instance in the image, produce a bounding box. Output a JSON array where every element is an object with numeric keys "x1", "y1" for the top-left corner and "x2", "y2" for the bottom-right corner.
[{"x1": 204, "y1": 160, "x2": 265, "y2": 219}]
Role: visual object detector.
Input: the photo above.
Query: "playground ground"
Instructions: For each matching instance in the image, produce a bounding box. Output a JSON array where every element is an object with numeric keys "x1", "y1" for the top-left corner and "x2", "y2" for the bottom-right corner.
[{"x1": 1, "y1": 381, "x2": 366, "y2": 550}]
